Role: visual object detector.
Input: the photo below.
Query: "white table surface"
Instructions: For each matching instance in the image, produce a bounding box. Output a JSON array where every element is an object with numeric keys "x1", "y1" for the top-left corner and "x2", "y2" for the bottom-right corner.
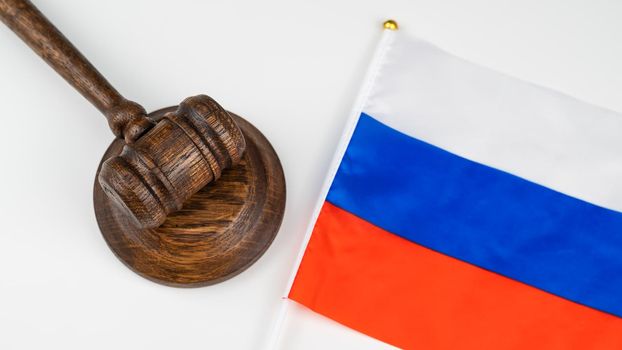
[{"x1": 1, "y1": 0, "x2": 621, "y2": 349}]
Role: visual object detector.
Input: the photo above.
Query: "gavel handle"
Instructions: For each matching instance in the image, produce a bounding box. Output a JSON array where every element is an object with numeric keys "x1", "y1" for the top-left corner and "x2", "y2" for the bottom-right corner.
[{"x1": 0, "y1": 0, "x2": 152, "y2": 142}]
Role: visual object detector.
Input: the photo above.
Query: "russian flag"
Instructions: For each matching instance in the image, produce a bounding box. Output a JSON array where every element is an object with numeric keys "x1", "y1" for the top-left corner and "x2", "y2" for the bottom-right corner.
[{"x1": 284, "y1": 27, "x2": 622, "y2": 349}]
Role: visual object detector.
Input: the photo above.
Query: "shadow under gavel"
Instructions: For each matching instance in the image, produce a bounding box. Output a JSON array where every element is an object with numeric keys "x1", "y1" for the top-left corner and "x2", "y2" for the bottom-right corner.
[{"x1": 0, "y1": 0, "x2": 285, "y2": 287}]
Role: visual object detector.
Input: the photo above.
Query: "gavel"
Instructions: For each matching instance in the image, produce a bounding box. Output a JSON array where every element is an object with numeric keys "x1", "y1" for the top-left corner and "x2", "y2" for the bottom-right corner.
[
  {"x1": 0, "y1": 0, "x2": 245, "y2": 229},
  {"x1": 98, "y1": 95, "x2": 246, "y2": 228},
  {"x1": 0, "y1": 0, "x2": 285, "y2": 286}
]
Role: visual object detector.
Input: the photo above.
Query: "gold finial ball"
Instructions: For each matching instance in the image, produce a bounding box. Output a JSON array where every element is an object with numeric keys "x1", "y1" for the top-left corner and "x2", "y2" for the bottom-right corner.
[{"x1": 383, "y1": 19, "x2": 399, "y2": 31}]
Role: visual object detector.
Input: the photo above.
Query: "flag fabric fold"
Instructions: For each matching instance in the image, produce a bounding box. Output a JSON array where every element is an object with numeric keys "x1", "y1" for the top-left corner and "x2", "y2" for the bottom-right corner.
[{"x1": 288, "y1": 29, "x2": 622, "y2": 349}]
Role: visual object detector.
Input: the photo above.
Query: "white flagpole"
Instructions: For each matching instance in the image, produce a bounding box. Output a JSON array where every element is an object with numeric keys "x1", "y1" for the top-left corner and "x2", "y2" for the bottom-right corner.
[{"x1": 263, "y1": 21, "x2": 398, "y2": 350}]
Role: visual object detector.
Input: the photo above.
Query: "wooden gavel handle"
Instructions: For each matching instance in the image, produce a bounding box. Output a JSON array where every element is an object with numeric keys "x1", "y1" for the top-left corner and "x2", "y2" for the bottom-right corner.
[{"x1": 0, "y1": 0, "x2": 153, "y2": 142}]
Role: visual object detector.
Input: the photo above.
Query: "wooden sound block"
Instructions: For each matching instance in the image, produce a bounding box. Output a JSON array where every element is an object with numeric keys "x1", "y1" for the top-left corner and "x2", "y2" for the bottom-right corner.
[{"x1": 94, "y1": 107, "x2": 286, "y2": 287}]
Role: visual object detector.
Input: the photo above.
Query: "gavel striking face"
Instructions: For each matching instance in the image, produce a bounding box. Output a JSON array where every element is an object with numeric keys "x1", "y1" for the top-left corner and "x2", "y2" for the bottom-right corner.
[
  {"x1": 99, "y1": 95, "x2": 246, "y2": 228},
  {"x1": 0, "y1": 0, "x2": 285, "y2": 286}
]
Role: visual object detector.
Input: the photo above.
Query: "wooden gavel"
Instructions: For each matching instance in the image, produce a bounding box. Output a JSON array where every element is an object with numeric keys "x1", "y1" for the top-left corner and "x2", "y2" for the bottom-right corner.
[
  {"x1": 0, "y1": 0, "x2": 285, "y2": 286},
  {"x1": 0, "y1": 0, "x2": 246, "y2": 229},
  {"x1": 98, "y1": 95, "x2": 246, "y2": 228}
]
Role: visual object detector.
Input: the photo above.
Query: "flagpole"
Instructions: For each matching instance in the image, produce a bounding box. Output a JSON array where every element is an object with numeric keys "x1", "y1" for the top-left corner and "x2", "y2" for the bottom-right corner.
[{"x1": 263, "y1": 20, "x2": 398, "y2": 350}]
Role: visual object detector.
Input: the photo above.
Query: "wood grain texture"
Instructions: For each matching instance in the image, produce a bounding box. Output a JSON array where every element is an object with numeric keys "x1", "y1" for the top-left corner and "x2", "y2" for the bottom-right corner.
[
  {"x1": 98, "y1": 95, "x2": 246, "y2": 229},
  {"x1": 94, "y1": 109, "x2": 286, "y2": 287}
]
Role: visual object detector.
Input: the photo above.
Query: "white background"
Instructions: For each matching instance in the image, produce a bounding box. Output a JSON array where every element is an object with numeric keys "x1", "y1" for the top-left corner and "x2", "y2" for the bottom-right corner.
[{"x1": 0, "y1": 0, "x2": 621, "y2": 349}]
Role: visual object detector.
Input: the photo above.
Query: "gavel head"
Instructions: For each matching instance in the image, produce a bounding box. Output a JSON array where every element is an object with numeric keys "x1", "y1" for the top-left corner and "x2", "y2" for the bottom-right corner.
[{"x1": 98, "y1": 95, "x2": 246, "y2": 229}]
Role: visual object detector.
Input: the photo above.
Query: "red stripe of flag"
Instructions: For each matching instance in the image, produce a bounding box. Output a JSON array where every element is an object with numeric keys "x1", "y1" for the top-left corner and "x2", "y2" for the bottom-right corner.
[{"x1": 289, "y1": 202, "x2": 622, "y2": 349}]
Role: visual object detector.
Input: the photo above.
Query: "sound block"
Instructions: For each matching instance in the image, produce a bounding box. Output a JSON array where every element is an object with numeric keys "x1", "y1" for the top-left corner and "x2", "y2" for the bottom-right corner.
[{"x1": 94, "y1": 107, "x2": 286, "y2": 287}]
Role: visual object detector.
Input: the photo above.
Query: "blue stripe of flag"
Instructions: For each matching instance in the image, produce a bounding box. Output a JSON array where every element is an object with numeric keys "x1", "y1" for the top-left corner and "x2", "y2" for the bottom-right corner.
[{"x1": 327, "y1": 113, "x2": 622, "y2": 318}]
